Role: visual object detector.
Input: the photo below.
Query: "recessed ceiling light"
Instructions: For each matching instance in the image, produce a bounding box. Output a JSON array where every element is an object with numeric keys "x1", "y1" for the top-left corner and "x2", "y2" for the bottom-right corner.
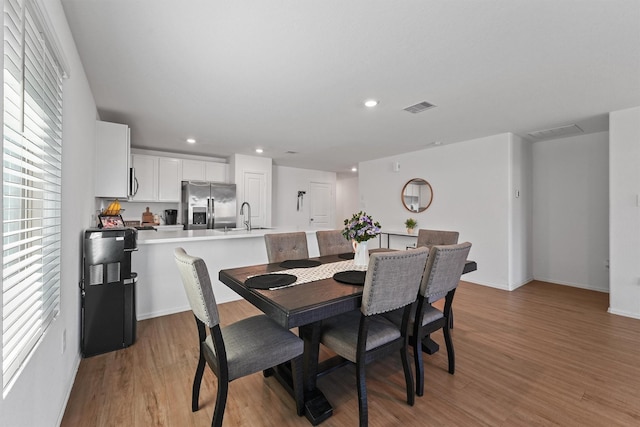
[
  {"x1": 186, "y1": 138, "x2": 196, "y2": 144},
  {"x1": 255, "y1": 148, "x2": 264, "y2": 154},
  {"x1": 351, "y1": 167, "x2": 358, "y2": 172},
  {"x1": 364, "y1": 99, "x2": 378, "y2": 108}
]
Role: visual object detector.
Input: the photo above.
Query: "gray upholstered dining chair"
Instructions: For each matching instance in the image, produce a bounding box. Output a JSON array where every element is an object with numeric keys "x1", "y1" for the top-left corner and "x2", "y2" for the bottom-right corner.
[
  {"x1": 264, "y1": 231, "x2": 309, "y2": 263},
  {"x1": 319, "y1": 247, "x2": 430, "y2": 427},
  {"x1": 416, "y1": 229, "x2": 459, "y2": 248},
  {"x1": 316, "y1": 229, "x2": 353, "y2": 256},
  {"x1": 415, "y1": 229, "x2": 460, "y2": 327},
  {"x1": 384, "y1": 242, "x2": 471, "y2": 397},
  {"x1": 173, "y1": 247, "x2": 304, "y2": 427}
]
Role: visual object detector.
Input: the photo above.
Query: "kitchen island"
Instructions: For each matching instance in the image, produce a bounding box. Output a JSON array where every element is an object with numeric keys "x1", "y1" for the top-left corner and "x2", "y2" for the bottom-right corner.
[{"x1": 133, "y1": 227, "x2": 324, "y2": 319}]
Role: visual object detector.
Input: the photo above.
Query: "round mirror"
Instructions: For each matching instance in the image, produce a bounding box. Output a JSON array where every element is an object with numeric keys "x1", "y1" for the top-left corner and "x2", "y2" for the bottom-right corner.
[{"x1": 401, "y1": 178, "x2": 433, "y2": 213}]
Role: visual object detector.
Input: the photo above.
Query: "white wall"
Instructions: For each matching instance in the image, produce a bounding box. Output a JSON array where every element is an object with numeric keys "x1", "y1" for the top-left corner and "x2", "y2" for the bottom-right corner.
[
  {"x1": 0, "y1": 1, "x2": 98, "y2": 425},
  {"x1": 336, "y1": 174, "x2": 359, "y2": 228},
  {"x1": 272, "y1": 165, "x2": 336, "y2": 228},
  {"x1": 509, "y1": 134, "x2": 534, "y2": 288},
  {"x1": 359, "y1": 133, "x2": 513, "y2": 289},
  {"x1": 532, "y1": 131, "x2": 610, "y2": 292},
  {"x1": 609, "y1": 106, "x2": 640, "y2": 318}
]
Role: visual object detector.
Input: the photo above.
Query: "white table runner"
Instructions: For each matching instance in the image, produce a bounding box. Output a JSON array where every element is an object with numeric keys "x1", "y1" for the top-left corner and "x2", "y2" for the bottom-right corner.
[{"x1": 250, "y1": 260, "x2": 367, "y2": 290}]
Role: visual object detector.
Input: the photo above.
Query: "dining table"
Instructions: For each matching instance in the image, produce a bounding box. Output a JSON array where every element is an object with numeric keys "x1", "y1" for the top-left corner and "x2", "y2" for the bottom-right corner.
[{"x1": 219, "y1": 253, "x2": 477, "y2": 425}]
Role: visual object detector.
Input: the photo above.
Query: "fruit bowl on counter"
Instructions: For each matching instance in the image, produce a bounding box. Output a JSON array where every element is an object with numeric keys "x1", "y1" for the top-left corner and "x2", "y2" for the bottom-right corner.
[{"x1": 101, "y1": 199, "x2": 124, "y2": 216}]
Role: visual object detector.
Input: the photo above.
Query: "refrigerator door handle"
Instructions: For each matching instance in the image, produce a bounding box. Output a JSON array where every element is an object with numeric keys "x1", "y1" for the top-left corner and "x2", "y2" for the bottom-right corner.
[{"x1": 209, "y1": 197, "x2": 215, "y2": 228}]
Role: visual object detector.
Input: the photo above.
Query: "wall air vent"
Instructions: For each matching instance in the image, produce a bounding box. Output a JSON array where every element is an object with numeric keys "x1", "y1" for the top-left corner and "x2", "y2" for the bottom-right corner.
[
  {"x1": 527, "y1": 124, "x2": 584, "y2": 141},
  {"x1": 285, "y1": 151, "x2": 298, "y2": 154},
  {"x1": 403, "y1": 101, "x2": 436, "y2": 114}
]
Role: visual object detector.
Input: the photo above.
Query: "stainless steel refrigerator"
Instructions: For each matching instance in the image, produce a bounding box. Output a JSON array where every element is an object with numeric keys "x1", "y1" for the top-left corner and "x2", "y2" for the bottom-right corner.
[{"x1": 182, "y1": 181, "x2": 237, "y2": 230}]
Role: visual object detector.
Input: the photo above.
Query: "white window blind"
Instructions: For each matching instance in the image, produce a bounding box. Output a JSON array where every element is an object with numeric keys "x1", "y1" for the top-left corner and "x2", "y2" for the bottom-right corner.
[{"x1": 2, "y1": 0, "x2": 63, "y2": 391}]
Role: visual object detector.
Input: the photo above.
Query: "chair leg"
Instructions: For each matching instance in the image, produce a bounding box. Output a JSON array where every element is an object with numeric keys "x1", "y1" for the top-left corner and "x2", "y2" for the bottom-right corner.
[
  {"x1": 443, "y1": 323, "x2": 455, "y2": 375},
  {"x1": 291, "y1": 356, "x2": 305, "y2": 416},
  {"x1": 192, "y1": 351, "x2": 206, "y2": 412},
  {"x1": 401, "y1": 345, "x2": 415, "y2": 406},
  {"x1": 449, "y1": 309, "x2": 454, "y2": 329},
  {"x1": 356, "y1": 361, "x2": 368, "y2": 427},
  {"x1": 414, "y1": 338, "x2": 425, "y2": 397},
  {"x1": 212, "y1": 379, "x2": 228, "y2": 427}
]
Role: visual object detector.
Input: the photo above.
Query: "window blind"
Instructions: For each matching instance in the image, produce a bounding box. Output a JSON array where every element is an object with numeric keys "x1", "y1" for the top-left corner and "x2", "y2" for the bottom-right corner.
[{"x1": 2, "y1": 0, "x2": 63, "y2": 391}]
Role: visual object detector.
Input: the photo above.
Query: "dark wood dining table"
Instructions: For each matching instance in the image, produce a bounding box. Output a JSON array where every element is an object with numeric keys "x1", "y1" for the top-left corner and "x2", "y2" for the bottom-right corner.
[{"x1": 219, "y1": 254, "x2": 477, "y2": 425}]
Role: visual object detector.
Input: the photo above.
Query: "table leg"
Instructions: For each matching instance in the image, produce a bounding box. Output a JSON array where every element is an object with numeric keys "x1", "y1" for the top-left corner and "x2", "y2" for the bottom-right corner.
[
  {"x1": 299, "y1": 323, "x2": 333, "y2": 425},
  {"x1": 421, "y1": 334, "x2": 440, "y2": 354}
]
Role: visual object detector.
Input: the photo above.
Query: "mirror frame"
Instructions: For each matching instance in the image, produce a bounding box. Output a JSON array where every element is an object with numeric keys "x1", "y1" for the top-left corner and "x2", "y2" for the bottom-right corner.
[{"x1": 401, "y1": 178, "x2": 433, "y2": 213}]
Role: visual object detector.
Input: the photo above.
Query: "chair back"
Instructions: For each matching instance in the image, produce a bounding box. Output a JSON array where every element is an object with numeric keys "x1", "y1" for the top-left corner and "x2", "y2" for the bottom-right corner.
[
  {"x1": 174, "y1": 247, "x2": 220, "y2": 327},
  {"x1": 416, "y1": 229, "x2": 459, "y2": 248},
  {"x1": 316, "y1": 230, "x2": 352, "y2": 256},
  {"x1": 361, "y1": 247, "x2": 429, "y2": 316},
  {"x1": 264, "y1": 232, "x2": 309, "y2": 263},
  {"x1": 420, "y1": 242, "x2": 472, "y2": 302}
]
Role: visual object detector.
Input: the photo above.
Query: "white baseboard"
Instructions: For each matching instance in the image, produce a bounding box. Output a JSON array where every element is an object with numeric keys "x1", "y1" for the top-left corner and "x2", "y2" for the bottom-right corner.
[
  {"x1": 137, "y1": 305, "x2": 191, "y2": 321},
  {"x1": 532, "y1": 277, "x2": 609, "y2": 293},
  {"x1": 57, "y1": 352, "x2": 81, "y2": 427},
  {"x1": 608, "y1": 307, "x2": 640, "y2": 319}
]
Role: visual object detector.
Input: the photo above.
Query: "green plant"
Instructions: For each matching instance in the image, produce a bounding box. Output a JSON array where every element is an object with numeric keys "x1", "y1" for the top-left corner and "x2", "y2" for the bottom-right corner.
[
  {"x1": 404, "y1": 218, "x2": 417, "y2": 229},
  {"x1": 342, "y1": 211, "x2": 382, "y2": 242}
]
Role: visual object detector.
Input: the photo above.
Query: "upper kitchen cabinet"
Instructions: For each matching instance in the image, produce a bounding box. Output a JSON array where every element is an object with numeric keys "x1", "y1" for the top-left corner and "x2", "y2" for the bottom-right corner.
[
  {"x1": 205, "y1": 162, "x2": 228, "y2": 182},
  {"x1": 131, "y1": 154, "x2": 157, "y2": 201},
  {"x1": 181, "y1": 159, "x2": 205, "y2": 181},
  {"x1": 158, "y1": 157, "x2": 181, "y2": 201},
  {"x1": 95, "y1": 120, "x2": 131, "y2": 198},
  {"x1": 181, "y1": 159, "x2": 228, "y2": 183},
  {"x1": 131, "y1": 154, "x2": 181, "y2": 202}
]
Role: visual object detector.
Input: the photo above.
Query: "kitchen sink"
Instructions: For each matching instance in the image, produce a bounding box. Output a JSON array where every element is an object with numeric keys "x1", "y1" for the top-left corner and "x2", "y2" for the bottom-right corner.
[{"x1": 224, "y1": 227, "x2": 273, "y2": 232}]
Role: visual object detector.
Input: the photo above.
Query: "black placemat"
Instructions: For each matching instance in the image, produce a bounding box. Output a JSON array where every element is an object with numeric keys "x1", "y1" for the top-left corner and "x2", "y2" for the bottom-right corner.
[
  {"x1": 338, "y1": 252, "x2": 355, "y2": 260},
  {"x1": 245, "y1": 274, "x2": 297, "y2": 289},
  {"x1": 333, "y1": 270, "x2": 366, "y2": 285},
  {"x1": 279, "y1": 259, "x2": 322, "y2": 269}
]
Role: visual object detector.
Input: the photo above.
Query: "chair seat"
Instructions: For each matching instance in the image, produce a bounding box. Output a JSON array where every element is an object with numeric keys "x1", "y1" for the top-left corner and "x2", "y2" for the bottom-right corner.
[
  {"x1": 205, "y1": 314, "x2": 303, "y2": 381},
  {"x1": 321, "y1": 311, "x2": 401, "y2": 362},
  {"x1": 384, "y1": 304, "x2": 444, "y2": 331}
]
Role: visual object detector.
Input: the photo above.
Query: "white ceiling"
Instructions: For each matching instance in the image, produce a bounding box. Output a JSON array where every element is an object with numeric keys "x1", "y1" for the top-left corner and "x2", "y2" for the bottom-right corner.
[{"x1": 60, "y1": 0, "x2": 640, "y2": 173}]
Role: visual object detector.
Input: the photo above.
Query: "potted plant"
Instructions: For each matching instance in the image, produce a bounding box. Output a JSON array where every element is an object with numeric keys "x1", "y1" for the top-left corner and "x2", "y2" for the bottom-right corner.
[
  {"x1": 342, "y1": 211, "x2": 382, "y2": 266},
  {"x1": 404, "y1": 218, "x2": 417, "y2": 234}
]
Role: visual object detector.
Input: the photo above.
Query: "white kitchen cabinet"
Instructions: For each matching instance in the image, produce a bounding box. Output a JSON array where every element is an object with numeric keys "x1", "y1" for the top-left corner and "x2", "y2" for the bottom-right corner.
[
  {"x1": 158, "y1": 157, "x2": 181, "y2": 201},
  {"x1": 181, "y1": 159, "x2": 206, "y2": 181},
  {"x1": 181, "y1": 159, "x2": 228, "y2": 183},
  {"x1": 95, "y1": 120, "x2": 131, "y2": 198},
  {"x1": 132, "y1": 155, "x2": 181, "y2": 202},
  {"x1": 205, "y1": 162, "x2": 228, "y2": 182},
  {"x1": 131, "y1": 154, "x2": 157, "y2": 201}
]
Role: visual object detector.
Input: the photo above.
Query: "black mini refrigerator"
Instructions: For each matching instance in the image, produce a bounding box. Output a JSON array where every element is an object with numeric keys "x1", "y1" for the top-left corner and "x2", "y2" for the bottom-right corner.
[{"x1": 81, "y1": 227, "x2": 138, "y2": 357}]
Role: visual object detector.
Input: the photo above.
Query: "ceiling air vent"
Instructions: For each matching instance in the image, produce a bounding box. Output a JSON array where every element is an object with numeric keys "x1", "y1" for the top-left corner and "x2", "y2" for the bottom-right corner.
[
  {"x1": 527, "y1": 124, "x2": 583, "y2": 141},
  {"x1": 403, "y1": 101, "x2": 436, "y2": 114}
]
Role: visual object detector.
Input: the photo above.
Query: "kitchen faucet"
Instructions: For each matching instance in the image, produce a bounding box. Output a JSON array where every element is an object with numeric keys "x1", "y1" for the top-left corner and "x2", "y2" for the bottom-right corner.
[{"x1": 240, "y1": 202, "x2": 252, "y2": 231}]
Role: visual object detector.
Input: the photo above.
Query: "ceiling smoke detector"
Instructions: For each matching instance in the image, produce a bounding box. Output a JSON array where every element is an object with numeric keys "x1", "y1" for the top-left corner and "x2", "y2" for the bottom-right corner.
[
  {"x1": 404, "y1": 101, "x2": 436, "y2": 114},
  {"x1": 527, "y1": 124, "x2": 584, "y2": 140}
]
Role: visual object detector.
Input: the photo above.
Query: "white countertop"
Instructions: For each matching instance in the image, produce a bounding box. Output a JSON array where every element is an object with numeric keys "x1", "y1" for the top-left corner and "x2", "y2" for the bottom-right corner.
[{"x1": 136, "y1": 226, "x2": 320, "y2": 245}]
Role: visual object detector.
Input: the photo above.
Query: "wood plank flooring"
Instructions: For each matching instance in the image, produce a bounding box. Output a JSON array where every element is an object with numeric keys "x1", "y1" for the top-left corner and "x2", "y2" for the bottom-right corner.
[{"x1": 61, "y1": 281, "x2": 640, "y2": 426}]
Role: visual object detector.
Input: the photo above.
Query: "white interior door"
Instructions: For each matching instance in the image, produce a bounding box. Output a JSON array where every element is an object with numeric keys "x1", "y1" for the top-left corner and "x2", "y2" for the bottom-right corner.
[
  {"x1": 244, "y1": 171, "x2": 266, "y2": 227},
  {"x1": 309, "y1": 182, "x2": 333, "y2": 228}
]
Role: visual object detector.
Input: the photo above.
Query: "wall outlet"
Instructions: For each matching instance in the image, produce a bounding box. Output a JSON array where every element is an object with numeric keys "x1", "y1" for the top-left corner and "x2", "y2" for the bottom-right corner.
[{"x1": 62, "y1": 329, "x2": 66, "y2": 354}]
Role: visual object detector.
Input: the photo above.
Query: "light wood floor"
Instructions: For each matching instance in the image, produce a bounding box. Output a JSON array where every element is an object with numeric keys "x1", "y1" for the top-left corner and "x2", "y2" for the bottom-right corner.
[{"x1": 61, "y1": 281, "x2": 640, "y2": 426}]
